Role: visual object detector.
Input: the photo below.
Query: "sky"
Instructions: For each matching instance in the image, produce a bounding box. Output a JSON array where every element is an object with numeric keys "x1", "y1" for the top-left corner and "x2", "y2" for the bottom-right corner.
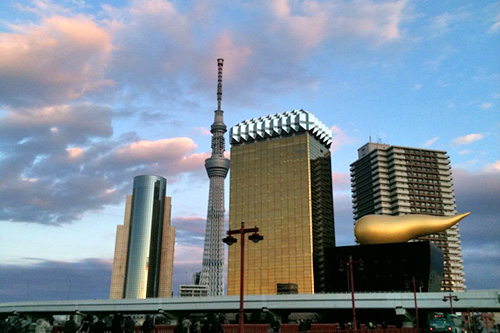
[{"x1": 0, "y1": 0, "x2": 499, "y2": 302}]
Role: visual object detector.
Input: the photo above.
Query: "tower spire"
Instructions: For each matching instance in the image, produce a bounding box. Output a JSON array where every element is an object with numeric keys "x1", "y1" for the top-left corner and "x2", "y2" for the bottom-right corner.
[
  {"x1": 200, "y1": 59, "x2": 230, "y2": 296},
  {"x1": 217, "y1": 58, "x2": 223, "y2": 111}
]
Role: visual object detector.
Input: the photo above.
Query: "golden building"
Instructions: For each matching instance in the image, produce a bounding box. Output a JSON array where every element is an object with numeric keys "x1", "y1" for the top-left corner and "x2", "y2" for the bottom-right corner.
[
  {"x1": 110, "y1": 175, "x2": 175, "y2": 299},
  {"x1": 227, "y1": 110, "x2": 335, "y2": 295}
]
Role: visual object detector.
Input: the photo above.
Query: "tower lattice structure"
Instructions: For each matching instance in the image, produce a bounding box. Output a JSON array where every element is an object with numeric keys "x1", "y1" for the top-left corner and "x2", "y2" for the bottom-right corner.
[{"x1": 200, "y1": 59, "x2": 230, "y2": 296}]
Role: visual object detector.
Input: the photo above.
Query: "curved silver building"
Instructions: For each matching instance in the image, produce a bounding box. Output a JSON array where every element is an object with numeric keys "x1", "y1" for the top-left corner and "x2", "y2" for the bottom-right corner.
[
  {"x1": 199, "y1": 59, "x2": 230, "y2": 296},
  {"x1": 110, "y1": 175, "x2": 175, "y2": 299}
]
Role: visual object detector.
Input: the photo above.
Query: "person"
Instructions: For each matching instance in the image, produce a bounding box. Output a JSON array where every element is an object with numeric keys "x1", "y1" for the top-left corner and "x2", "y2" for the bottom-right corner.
[
  {"x1": 0, "y1": 317, "x2": 10, "y2": 333},
  {"x1": 270, "y1": 318, "x2": 280, "y2": 333},
  {"x1": 79, "y1": 315, "x2": 91, "y2": 333},
  {"x1": 92, "y1": 318, "x2": 106, "y2": 333},
  {"x1": 141, "y1": 316, "x2": 154, "y2": 333},
  {"x1": 208, "y1": 317, "x2": 222, "y2": 333},
  {"x1": 193, "y1": 321, "x2": 201, "y2": 333},
  {"x1": 181, "y1": 318, "x2": 192, "y2": 333},
  {"x1": 200, "y1": 318, "x2": 209, "y2": 333},
  {"x1": 20, "y1": 317, "x2": 31, "y2": 333},
  {"x1": 35, "y1": 318, "x2": 52, "y2": 333},
  {"x1": 9, "y1": 318, "x2": 23, "y2": 333},
  {"x1": 64, "y1": 317, "x2": 77, "y2": 333},
  {"x1": 298, "y1": 319, "x2": 308, "y2": 332},
  {"x1": 112, "y1": 314, "x2": 123, "y2": 333},
  {"x1": 124, "y1": 317, "x2": 135, "y2": 333}
]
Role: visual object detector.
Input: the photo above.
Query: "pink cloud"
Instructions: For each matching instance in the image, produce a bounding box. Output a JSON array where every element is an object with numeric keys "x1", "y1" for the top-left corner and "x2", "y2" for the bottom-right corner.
[
  {"x1": 269, "y1": 0, "x2": 329, "y2": 48},
  {"x1": 0, "y1": 15, "x2": 113, "y2": 106},
  {"x1": 3, "y1": 104, "x2": 113, "y2": 141},
  {"x1": 451, "y1": 133, "x2": 484, "y2": 146},
  {"x1": 194, "y1": 127, "x2": 212, "y2": 136},
  {"x1": 172, "y1": 216, "x2": 206, "y2": 235},
  {"x1": 484, "y1": 161, "x2": 500, "y2": 173},
  {"x1": 209, "y1": 31, "x2": 253, "y2": 81},
  {"x1": 332, "y1": 172, "x2": 351, "y2": 191},
  {"x1": 423, "y1": 136, "x2": 439, "y2": 147},
  {"x1": 115, "y1": 138, "x2": 198, "y2": 162},
  {"x1": 330, "y1": 125, "x2": 356, "y2": 152},
  {"x1": 174, "y1": 243, "x2": 203, "y2": 264},
  {"x1": 114, "y1": 137, "x2": 210, "y2": 175},
  {"x1": 66, "y1": 147, "x2": 84, "y2": 159}
]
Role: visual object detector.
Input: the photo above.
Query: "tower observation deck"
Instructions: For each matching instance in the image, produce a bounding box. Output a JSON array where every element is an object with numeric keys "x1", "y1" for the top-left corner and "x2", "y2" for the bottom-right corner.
[{"x1": 200, "y1": 59, "x2": 230, "y2": 296}]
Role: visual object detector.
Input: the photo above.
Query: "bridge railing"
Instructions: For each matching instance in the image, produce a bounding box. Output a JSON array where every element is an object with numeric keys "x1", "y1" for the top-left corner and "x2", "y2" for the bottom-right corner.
[{"x1": 53, "y1": 325, "x2": 423, "y2": 333}]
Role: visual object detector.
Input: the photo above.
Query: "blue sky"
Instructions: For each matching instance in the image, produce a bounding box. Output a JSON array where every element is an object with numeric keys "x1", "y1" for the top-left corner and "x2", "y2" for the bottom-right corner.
[{"x1": 0, "y1": 0, "x2": 499, "y2": 302}]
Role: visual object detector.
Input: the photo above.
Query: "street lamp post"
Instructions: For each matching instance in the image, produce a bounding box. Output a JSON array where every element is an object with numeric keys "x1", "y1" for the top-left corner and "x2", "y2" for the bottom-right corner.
[
  {"x1": 223, "y1": 222, "x2": 263, "y2": 333},
  {"x1": 406, "y1": 277, "x2": 423, "y2": 328},
  {"x1": 339, "y1": 256, "x2": 363, "y2": 331},
  {"x1": 443, "y1": 293, "x2": 459, "y2": 314}
]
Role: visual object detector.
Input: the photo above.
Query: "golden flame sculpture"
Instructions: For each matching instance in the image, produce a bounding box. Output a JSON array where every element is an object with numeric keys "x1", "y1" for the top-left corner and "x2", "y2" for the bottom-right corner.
[{"x1": 354, "y1": 212, "x2": 470, "y2": 245}]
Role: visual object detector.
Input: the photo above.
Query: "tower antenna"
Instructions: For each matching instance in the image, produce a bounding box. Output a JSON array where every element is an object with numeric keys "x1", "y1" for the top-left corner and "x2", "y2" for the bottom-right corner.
[{"x1": 217, "y1": 58, "x2": 223, "y2": 111}]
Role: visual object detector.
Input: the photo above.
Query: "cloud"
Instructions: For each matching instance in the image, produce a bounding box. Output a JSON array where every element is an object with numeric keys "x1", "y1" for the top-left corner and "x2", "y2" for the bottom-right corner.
[
  {"x1": 0, "y1": 15, "x2": 113, "y2": 107},
  {"x1": 330, "y1": 125, "x2": 356, "y2": 152},
  {"x1": 0, "y1": 0, "x2": 413, "y2": 116},
  {"x1": 334, "y1": 194, "x2": 356, "y2": 246},
  {"x1": 0, "y1": 104, "x2": 113, "y2": 144},
  {"x1": 0, "y1": 258, "x2": 112, "y2": 302},
  {"x1": 116, "y1": 138, "x2": 197, "y2": 163},
  {"x1": 172, "y1": 216, "x2": 206, "y2": 236},
  {"x1": 480, "y1": 102, "x2": 493, "y2": 109},
  {"x1": 0, "y1": 108, "x2": 208, "y2": 225},
  {"x1": 423, "y1": 136, "x2": 439, "y2": 147},
  {"x1": 484, "y1": 160, "x2": 500, "y2": 173},
  {"x1": 451, "y1": 133, "x2": 483, "y2": 146},
  {"x1": 0, "y1": 249, "x2": 205, "y2": 301},
  {"x1": 453, "y1": 168, "x2": 500, "y2": 289},
  {"x1": 453, "y1": 168, "x2": 500, "y2": 246},
  {"x1": 427, "y1": 10, "x2": 469, "y2": 38},
  {"x1": 171, "y1": 216, "x2": 206, "y2": 250},
  {"x1": 413, "y1": 84, "x2": 423, "y2": 90},
  {"x1": 266, "y1": 0, "x2": 407, "y2": 48},
  {"x1": 104, "y1": 0, "x2": 196, "y2": 104},
  {"x1": 488, "y1": 13, "x2": 500, "y2": 34},
  {"x1": 332, "y1": 172, "x2": 351, "y2": 192},
  {"x1": 194, "y1": 127, "x2": 212, "y2": 136},
  {"x1": 462, "y1": 243, "x2": 500, "y2": 289}
]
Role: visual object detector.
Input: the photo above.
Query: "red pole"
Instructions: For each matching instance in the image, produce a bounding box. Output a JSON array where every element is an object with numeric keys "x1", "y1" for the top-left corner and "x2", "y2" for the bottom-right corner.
[
  {"x1": 239, "y1": 223, "x2": 245, "y2": 333},
  {"x1": 349, "y1": 256, "x2": 357, "y2": 331},
  {"x1": 413, "y1": 277, "x2": 419, "y2": 329}
]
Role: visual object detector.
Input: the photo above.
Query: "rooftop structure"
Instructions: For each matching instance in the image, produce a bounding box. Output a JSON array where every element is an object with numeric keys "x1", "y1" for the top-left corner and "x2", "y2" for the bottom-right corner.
[{"x1": 178, "y1": 285, "x2": 209, "y2": 298}]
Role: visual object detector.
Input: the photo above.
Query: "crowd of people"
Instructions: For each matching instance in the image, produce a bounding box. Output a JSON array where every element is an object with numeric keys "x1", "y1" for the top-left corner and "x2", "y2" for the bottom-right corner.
[
  {"x1": 0, "y1": 313, "x2": 294, "y2": 333},
  {"x1": 0, "y1": 315, "x2": 54, "y2": 333}
]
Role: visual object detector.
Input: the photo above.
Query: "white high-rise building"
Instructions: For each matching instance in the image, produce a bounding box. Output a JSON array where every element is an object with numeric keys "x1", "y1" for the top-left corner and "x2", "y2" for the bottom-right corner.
[{"x1": 350, "y1": 142, "x2": 465, "y2": 291}]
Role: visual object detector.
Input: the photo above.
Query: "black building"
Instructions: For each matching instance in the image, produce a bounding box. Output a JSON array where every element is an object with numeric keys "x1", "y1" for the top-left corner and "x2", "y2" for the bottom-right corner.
[{"x1": 325, "y1": 241, "x2": 443, "y2": 292}]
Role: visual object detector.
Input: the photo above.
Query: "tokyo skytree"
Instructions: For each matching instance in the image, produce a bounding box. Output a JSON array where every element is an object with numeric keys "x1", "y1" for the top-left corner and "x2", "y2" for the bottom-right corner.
[{"x1": 199, "y1": 59, "x2": 230, "y2": 296}]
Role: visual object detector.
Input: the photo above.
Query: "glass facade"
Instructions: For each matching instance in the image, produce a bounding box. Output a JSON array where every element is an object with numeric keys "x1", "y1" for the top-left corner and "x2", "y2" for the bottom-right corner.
[
  {"x1": 124, "y1": 175, "x2": 166, "y2": 298},
  {"x1": 228, "y1": 132, "x2": 335, "y2": 295}
]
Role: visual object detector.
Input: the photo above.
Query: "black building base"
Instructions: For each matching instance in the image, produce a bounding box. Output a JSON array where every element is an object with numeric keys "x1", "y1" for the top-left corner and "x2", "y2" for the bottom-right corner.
[{"x1": 325, "y1": 241, "x2": 443, "y2": 292}]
